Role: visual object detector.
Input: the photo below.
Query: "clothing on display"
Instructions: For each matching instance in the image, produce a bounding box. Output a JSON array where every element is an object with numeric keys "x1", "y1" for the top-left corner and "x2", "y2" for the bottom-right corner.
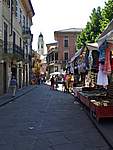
[
  {"x1": 111, "y1": 58, "x2": 113, "y2": 71},
  {"x1": 97, "y1": 63, "x2": 108, "y2": 86},
  {"x1": 92, "y1": 50, "x2": 99, "y2": 71},
  {"x1": 104, "y1": 47, "x2": 111, "y2": 74},
  {"x1": 99, "y1": 40, "x2": 107, "y2": 63}
]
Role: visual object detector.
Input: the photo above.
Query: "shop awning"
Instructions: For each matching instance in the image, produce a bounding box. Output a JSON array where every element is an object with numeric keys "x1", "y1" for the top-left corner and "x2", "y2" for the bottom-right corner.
[
  {"x1": 69, "y1": 47, "x2": 84, "y2": 63},
  {"x1": 87, "y1": 43, "x2": 98, "y2": 51},
  {"x1": 98, "y1": 30, "x2": 113, "y2": 47}
]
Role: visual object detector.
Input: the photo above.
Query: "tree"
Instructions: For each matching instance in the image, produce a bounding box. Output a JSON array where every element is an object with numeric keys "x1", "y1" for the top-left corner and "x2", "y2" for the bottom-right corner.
[
  {"x1": 77, "y1": 7, "x2": 102, "y2": 49},
  {"x1": 100, "y1": 0, "x2": 113, "y2": 31}
]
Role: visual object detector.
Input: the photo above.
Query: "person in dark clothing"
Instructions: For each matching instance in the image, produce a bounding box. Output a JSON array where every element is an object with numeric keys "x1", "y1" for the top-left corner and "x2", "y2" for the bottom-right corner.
[
  {"x1": 50, "y1": 76, "x2": 55, "y2": 90},
  {"x1": 55, "y1": 75, "x2": 58, "y2": 90}
]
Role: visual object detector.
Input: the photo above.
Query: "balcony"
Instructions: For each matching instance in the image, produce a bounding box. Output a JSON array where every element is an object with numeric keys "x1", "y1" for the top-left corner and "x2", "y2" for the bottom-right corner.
[
  {"x1": 14, "y1": 44, "x2": 24, "y2": 59},
  {"x1": 22, "y1": 27, "x2": 31, "y2": 39},
  {"x1": 8, "y1": 43, "x2": 24, "y2": 60},
  {"x1": 0, "y1": 42, "x2": 24, "y2": 62}
]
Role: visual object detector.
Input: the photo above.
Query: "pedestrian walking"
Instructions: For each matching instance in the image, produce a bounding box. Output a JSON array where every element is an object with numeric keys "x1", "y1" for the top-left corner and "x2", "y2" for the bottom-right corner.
[
  {"x1": 63, "y1": 74, "x2": 67, "y2": 92},
  {"x1": 9, "y1": 76, "x2": 17, "y2": 97},
  {"x1": 55, "y1": 75, "x2": 58, "y2": 90},
  {"x1": 70, "y1": 73, "x2": 74, "y2": 92},
  {"x1": 50, "y1": 76, "x2": 55, "y2": 90}
]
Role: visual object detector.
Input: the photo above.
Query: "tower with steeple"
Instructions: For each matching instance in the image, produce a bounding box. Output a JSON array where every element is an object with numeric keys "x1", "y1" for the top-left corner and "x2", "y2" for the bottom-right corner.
[{"x1": 38, "y1": 32, "x2": 44, "y2": 55}]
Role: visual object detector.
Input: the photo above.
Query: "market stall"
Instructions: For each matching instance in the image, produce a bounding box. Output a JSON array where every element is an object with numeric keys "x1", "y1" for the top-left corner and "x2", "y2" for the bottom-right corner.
[{"x1": 74, "y1": 38, "x2": 113, "y2": 121}]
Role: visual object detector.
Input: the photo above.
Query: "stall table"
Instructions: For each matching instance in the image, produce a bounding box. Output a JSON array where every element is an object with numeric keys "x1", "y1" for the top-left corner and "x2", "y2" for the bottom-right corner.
[
  {"x1": 76, "y1": 89, "x2": 113, "y2": 121},
  {"x1": 90, "y1": 102, "x2": 113, "y2": 121}
]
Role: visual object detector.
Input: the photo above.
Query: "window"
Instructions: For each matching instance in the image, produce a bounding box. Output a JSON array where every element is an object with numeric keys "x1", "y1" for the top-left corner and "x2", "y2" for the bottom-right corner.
[
  {"x1": 52, "y1": 53, "x2": 54, "y2": 61},
  {"x1": 20, "y1": 38, "x2": 21, "y2": 48},
  {"x1": 3, "y1": 0, "x2": 10, "y2": 7},
  {"x1": 55, "y1": 52, "x2": 58, "y2": 60},
  {"x1": 15, "y1": 0, "x2": 18, "y2": 18},
  {"x1": 64, "y1": 36, "x2": 68, "y2": 48},
  {"x1": 64, "y1": 52, "x2": 68, "y2": 60},
  {"x1": 19, "y1": 8, "x2": 22, "y2": 24},
  {"x1": 13, "y1": 31, "x2": 16, "y2": 53},
  {"x1": 4, "y1": 22, "x2": 8, "y2": 53},
  {"x1": 55, "y1": 66, "x2": 58, "y2": 72},
  {"x1": 41, "y1": 44, "x2": 43, "y2": 49},
  {"x1": 23, "y1": 15, "x2": 25, "y2": 28},
  {"x1": 7, "y1": 0, "x2": 10, "y2": 7}
]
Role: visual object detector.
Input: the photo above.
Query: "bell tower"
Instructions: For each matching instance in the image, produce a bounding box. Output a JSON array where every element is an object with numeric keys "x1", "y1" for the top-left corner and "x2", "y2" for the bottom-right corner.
[{"x1": 38, "y1": 32, "x2": 44, "y2": 55}]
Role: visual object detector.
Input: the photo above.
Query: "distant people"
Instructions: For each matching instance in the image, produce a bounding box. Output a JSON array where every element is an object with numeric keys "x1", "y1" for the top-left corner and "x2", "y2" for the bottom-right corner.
[
  {"x1": 63, "y1": 74, "x2": 67, "y2": 92},
  {"x1": 65, "y1": 74, "x2": 70, "y2": 92},
  {"x1": 43, "y1": 76, "x2": 46, "y2": 83},
  {"x1": 55, "y1": 75, "x2": 58, "y2": 89},
  {"x1": 41, "y1": 76, "x2": 44, "y2": 84},
  {"x1": 50, "y1": 76, "x2": 55, "y2": 90},
  {"x1": 37, "y1": 77, "x2": 41, "y2": 85},
  {"x1": 70, "y1": 73, "x2": 74, "y2": 92},
  {"x1": 10, "y1": 76, "x2": 17, "y2": 97}
]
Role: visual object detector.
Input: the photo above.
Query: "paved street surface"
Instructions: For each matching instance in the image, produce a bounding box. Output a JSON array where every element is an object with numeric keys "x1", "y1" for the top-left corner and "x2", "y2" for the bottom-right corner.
[{"x1": 0, "y1": 84, "x2": 110, "y2": 150}]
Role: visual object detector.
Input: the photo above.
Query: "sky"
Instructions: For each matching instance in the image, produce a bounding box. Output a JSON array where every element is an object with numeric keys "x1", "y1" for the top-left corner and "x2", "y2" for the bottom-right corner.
[{"x1": 31, "y1": 0, "x2": 107, "y2": 51}]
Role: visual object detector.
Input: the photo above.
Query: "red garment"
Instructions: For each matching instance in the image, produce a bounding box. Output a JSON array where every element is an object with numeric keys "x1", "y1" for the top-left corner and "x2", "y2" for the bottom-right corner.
[
  {"x1": 111, "y1": 58, "x2": 113, "y2": 71},
  {"x1": 104, "y1": 47, "x2": 111, "y2": 74}
]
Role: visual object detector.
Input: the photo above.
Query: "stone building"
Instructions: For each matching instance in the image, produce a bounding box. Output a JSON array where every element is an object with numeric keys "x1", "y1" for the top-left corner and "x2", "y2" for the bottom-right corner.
[{"x1": 0, "y1": 0, "x2": 35, "y2": 95}]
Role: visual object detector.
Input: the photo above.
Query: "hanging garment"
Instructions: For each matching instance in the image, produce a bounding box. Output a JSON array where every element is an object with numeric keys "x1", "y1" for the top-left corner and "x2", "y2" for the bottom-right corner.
[
  {"x1": 99, "y1": 40, "x2": 107, "y2": 63},
  {"x1": 92, "y1": 50, "x2": 99, "y2": 71},
  {"x1": 97, "y1": 63, "x2": 108, "y2": 86},
  {"x1": 111, "y1": 58, "x2": 113, "y2": 71},
  {"x1": 104, "y1": 47, "x2": 111, "y2": 74}
]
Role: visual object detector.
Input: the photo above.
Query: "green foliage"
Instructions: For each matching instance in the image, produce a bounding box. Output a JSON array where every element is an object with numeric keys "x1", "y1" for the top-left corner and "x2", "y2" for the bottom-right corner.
[
  {"x1": 77, "y1": 7, "x2": 102, "y2": 49},
  {"x1": 100, "y1": 0, "x2": 113, "y2": 31},
  {"x1": 77, "y1": 0, "x2": 113, "y2": 49}
]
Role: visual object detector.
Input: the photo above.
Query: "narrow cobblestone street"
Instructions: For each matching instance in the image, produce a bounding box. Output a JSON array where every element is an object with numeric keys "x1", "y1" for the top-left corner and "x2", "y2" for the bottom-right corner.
[{"x1": 0, "y1": 85, "x2": 110, "y2": 150}]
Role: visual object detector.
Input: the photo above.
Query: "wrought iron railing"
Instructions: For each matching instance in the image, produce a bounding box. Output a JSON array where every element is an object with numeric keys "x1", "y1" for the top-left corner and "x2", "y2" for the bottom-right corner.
[{"x1": 22, "y1": 26, "x2": 31, "y2": 39}]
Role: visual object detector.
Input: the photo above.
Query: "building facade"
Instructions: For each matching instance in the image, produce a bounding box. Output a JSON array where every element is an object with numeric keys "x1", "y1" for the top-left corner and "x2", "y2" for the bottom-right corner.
[
  {"x1": 54, "y1": 28, "x2": 82, "y2": 69},
  {"x1": 46, "y1": 41, "x2": 60, "y2": 74},
  {"x1": 0, "y1": 0, "x2": 35, "y2": 95},
  {"x1": 46, "y1": 28, "x2": 82, "y2": 74}
]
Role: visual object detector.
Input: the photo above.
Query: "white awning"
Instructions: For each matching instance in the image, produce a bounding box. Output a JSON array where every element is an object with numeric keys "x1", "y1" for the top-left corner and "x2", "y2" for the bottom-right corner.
[
  {"x1": 87, "y1": 43, "x2": 98, "y2": 50},
  {"x1": 69, "y1": 47, "x2": 84, "y2": 63},
  {"x1": 98, "y1": 30, "x2": 113, "y2": 47}
]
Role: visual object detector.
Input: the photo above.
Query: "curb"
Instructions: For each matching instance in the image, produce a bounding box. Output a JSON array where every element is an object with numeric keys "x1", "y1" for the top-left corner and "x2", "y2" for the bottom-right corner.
[
  {"x1": 74, "y1": 97, "x2": 113, "y2": 149},
  {"x1": 84, "y1": 108, "x2": 113, "y2": 149},
  {"x1": 0, "y1": 85, "x2": 37, "y2": 107}
]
